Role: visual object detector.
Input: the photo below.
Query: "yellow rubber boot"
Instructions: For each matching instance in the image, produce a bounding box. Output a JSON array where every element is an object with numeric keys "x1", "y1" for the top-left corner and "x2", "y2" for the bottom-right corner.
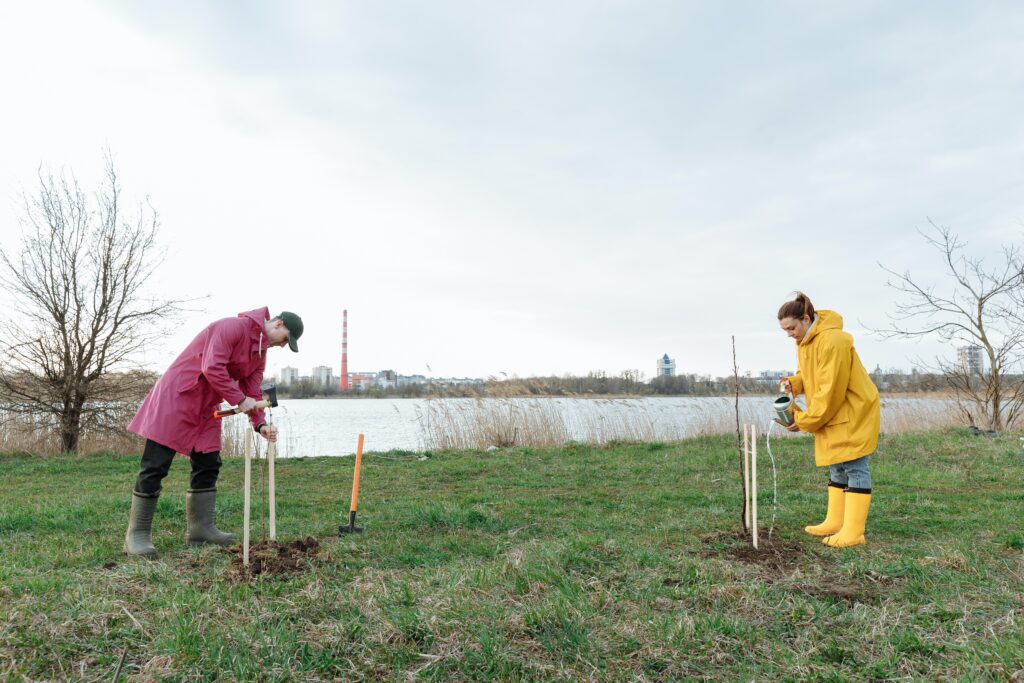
[
  {"x1": 804, "y1": 483, "x2": 846, "y2": 537},
  {"x1": 824, "y1": 491, "x2": 871, "y2": 548}
]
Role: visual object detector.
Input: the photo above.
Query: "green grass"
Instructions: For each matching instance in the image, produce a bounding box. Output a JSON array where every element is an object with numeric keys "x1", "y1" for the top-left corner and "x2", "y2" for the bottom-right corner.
[{"x1": 1, "y1": 430, "x2": 1022, "y2": 681}]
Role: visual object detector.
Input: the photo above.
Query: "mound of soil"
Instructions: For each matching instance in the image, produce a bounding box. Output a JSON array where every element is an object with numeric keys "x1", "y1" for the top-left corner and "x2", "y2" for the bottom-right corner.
[
  {"x1": 701, "y1": 529, "x2": 810, "y2": 572},
  {"x1": 226, "y1": 536, "x2": 320, "y2": 580}
]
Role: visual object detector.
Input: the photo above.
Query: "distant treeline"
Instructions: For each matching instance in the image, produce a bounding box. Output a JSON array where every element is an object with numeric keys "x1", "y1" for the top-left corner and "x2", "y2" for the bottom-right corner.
[
  {"x1": 0, "y1": 368, "x2": 954, "y2": 408},
  {"x1": 275, "y1": 369, "x2": 954, "y2": 399}
]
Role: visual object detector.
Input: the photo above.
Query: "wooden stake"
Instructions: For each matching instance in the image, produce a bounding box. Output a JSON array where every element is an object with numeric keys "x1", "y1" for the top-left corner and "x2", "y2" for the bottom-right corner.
[
  {"x1": 752, "y1": 424, "x2": 759, "y2": 550},
  {"x1": 243, "y1": 427, "x2": 252, "y2": 567},
  {"x1": 268, "y1": 436, "x2": 276, "y2": 541},
  {"x1": 742, "y1": 425, "x2": 750, "y2": 530}
]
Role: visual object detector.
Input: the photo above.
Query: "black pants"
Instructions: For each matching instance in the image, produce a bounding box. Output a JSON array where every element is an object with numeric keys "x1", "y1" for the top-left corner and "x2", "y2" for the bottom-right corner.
[{"x1": 134, "y1": 439, "x2": 222, "y2": 495}]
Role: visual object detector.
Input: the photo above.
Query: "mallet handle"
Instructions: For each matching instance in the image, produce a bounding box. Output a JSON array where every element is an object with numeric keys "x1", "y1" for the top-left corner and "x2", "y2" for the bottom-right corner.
[{"x1": 212, "y1": 398, "x2": 274, "y2": 419}]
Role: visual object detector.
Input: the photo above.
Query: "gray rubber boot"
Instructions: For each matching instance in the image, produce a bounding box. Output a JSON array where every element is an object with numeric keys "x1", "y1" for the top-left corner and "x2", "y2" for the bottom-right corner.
[
  {"x1": 124, "y1": 491, "x2": 159, "y2": 557},
  {"x1": 186, "y1": 488, "x2": 237, "y2": 546}
]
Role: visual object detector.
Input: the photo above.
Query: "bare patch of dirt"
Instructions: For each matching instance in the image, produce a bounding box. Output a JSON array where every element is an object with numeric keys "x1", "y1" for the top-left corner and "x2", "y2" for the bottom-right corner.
[
  {"x1": 800, "y1": 572, "x2": 899, "y2": 605},
  {"x1": 700, "y1": 531, "x2": 898, "y2": 604},
  {"x1": 226, "y1": 536, "x2": 321, "y2": 580},
  {"x1": 701, "y1": 530, "x2": 811, "y2": 572},
  {"x1": 802, "y1": 584, "x2": 865, "y2": 603},
  {"x1": 799, "y1": 568, "x2": 901, "y2": 605}
]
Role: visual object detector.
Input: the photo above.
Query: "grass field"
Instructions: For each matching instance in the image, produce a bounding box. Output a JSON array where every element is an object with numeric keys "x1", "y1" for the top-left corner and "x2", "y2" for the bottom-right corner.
[{"x1": 1, "y1": 429, "x2": 1022, "y2": 681}]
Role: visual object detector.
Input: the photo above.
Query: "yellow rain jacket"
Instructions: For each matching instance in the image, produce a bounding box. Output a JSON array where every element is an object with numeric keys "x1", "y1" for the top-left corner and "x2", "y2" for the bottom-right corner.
[{"x1": 786, "y1": 310, "x2": 880, "y2": 466}]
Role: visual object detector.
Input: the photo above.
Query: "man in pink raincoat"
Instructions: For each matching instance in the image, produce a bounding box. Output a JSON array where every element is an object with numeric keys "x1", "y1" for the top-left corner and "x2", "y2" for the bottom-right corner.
[{"x1": 124, "y1": 307, "x2": 303, "y2": 557}]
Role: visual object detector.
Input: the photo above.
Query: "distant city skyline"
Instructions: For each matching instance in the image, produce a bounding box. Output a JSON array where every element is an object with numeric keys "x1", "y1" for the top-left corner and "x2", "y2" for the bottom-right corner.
[{"x1": 271, "y1": 358, "x2": 947, "y2": 386}]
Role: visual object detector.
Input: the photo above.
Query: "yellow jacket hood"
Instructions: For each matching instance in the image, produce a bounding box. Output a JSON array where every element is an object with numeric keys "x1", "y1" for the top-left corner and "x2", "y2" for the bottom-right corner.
[
  {"x1": 787, "y1": 309, "x2": 880, "y2": 466},
  {"x1": 801, "y1": 310, "x2": 843, "y2": 347}
]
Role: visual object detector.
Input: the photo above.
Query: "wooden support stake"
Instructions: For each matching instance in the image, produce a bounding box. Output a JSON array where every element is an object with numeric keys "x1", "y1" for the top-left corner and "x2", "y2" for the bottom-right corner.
[
  {"x1": 752, "y1": 424, "x2": 758, "y2": 550},
  {"x1": 742, "y1": 425, "x2": 750, "y2": 531},
  {"x1": 268, "y1": 437, "x2": 276, "y2": 541},
  {"x1": 243, "y1": 427, "x2": 252, "y2": 567}
]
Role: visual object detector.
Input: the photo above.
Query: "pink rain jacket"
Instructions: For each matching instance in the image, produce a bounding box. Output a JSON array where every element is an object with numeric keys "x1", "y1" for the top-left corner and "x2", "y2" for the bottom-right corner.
[{"x1": 128, "y1": 307, "x2": 270, "y2": 454}]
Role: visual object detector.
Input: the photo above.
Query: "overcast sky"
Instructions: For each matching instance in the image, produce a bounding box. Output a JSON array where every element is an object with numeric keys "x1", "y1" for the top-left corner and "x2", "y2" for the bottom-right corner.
[{"x1": 1, "y1": 1, "x2": 1022, "y2": 381}]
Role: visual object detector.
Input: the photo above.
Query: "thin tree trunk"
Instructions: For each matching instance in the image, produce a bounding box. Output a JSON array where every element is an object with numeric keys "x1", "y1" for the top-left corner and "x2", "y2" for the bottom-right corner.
[{"x1": 733, "y1": 336, "x2": 747, "y2": 532}]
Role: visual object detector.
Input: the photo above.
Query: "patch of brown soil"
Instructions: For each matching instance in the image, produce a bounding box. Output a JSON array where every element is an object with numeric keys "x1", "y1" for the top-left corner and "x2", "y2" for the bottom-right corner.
[
  {"x1": 700, "y1": 531, "x2": 897, "y2": 604},
  {"x1": 701, "y1": 530, "x2": 810, "y2": 572},
  {"x1": 798, "y1": 568, "x2": 899, "y2": 605},
  {"x1": 802, "y1": 584, "x2": 867, "y2": 603},
  {"x1": 226, "y1": 536, "x2": 321, "y2": 580}
]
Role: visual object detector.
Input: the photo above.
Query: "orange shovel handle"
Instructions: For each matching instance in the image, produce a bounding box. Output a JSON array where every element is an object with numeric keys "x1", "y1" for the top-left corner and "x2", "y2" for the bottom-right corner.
[{"x1": 350, "y1": 433, "x2": 364, "y2": 512}]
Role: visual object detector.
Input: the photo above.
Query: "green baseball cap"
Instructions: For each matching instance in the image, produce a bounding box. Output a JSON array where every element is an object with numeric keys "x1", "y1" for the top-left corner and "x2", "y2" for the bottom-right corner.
[{"x1": 277, "y1": 311, "x2": 303, "y2": 352}]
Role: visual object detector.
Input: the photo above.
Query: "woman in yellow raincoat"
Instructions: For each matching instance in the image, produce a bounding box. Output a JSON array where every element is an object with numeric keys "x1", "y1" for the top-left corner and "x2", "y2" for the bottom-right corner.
[{"x1": 778, "y1": 292, "x2": 880, "y2": 547}]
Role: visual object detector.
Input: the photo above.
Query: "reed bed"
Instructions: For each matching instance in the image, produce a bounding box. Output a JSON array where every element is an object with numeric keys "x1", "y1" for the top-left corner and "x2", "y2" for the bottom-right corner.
[
  {"x1": 418, "y1": 396, "x2": 968, "y2": 451},
  {"x1": 417, "y1": 397, "x2": 570, "y2": 450},
  {"x1": 417, "y1": 397, "x2": 790, "y2": 451},
  {"x1": 0, "y1": 396, "x2": 972, "y2": 456},
  {"x1": 0, "y1": 404, "x2": 286, "y2": 458},
  {"x1": 0, "y1": 408, "x2": 143, "y2": 455},
  {"x1": 219, "y1": 417, "x2": 249, "y2": 458},
  {"x1": 880, "y1": 397, "x2": 963, "y2": 433},
  {"x1": 219, "y1": 409, "x2": 301, "y2": 458}
]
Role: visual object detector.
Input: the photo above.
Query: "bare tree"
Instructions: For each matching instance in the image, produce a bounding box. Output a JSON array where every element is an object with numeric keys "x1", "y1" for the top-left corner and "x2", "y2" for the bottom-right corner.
[
  {"x1": 0, "y1": 155, "x2": 188, "y2": 453},
  {"x1": 877, "y1": 222, "x2": 1024, "y2": 431}
]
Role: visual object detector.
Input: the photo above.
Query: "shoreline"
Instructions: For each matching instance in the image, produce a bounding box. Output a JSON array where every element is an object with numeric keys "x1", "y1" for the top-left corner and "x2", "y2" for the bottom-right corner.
[{"x1": 276, "y1": 390, "x2": 959, "y2": 400}]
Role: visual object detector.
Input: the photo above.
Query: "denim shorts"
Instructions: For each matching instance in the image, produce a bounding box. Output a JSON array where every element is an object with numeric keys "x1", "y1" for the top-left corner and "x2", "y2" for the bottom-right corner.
[{"x1": 828, "y1": 454, "x2": 871, "y2": 492}]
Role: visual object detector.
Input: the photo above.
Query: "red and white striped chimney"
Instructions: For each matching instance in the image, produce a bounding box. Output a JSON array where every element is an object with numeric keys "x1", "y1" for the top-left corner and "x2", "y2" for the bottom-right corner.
[{"x1": 340, "y1": 309, "x2": 349, "y2": 391}]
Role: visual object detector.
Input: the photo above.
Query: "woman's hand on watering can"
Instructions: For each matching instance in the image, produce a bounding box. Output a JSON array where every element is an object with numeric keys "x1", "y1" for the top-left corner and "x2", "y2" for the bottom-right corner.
[
  {"x1": 784, "y1": 420, "x2": 800, "y2": 432},
  {"x1": 779, "y1": 379, "x2": 792, "y2": 395}
]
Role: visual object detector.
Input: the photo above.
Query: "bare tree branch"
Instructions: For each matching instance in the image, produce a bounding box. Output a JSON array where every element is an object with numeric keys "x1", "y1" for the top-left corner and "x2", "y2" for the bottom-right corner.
[
  {"x1": 871, "y1": 222, "x2": 1024, "y2": 431},
  {"x1": 0, "y1": 154, "x2": 196, "y2": 453}
]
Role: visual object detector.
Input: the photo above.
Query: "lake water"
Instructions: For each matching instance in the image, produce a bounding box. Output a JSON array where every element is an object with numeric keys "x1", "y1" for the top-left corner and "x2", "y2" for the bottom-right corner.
[{"x1": 223, "y1": 396, "x2": 954, "y2": 457}]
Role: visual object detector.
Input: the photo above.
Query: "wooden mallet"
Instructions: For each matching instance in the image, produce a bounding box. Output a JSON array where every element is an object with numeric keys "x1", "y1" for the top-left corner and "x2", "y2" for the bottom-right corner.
[{"x1": 213, "y1": 385, "x2": 278, "y2": 419}]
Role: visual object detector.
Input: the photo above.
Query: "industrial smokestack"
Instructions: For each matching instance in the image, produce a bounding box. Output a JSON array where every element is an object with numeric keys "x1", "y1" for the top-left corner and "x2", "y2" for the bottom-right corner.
[{"x1": 340, "y1": 309, "x2": 349, "y2": 391}]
